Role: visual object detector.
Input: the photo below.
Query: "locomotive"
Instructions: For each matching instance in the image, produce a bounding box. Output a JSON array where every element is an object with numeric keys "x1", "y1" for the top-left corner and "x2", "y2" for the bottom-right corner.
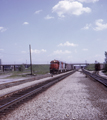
[{"x1": 50, "y1": 60, "x2": 73, "y2": 74}]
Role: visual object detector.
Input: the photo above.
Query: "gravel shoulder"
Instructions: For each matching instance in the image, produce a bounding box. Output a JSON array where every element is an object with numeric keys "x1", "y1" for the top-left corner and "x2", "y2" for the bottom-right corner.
[
  {"x1": 1, "y1": 71, "x2": 107, "y2": 120},
  {"x1": 0, "y1": 74, "x2": 51, "y2": 90}
]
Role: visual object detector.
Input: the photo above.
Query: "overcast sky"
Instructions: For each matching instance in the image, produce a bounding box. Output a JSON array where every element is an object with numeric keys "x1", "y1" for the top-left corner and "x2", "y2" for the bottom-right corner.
[{"x1": 0, "y1": 0, "x2": 107, "y2": 64}]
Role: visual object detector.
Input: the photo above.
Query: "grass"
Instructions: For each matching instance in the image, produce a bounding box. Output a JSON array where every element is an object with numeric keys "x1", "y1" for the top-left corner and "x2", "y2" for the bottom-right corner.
[
  {"x1": 4, "y1": 71, "x2": 30, "y2": 79},
  {"x1": 86, "y1": 64, "x2": 95, "y2": 71},
  {"x1": 31, "y1": 64, "x2": 50, "y2": 74},
  {"x1": 2, "y1": 64, "x2": 50, "y2": 79}
]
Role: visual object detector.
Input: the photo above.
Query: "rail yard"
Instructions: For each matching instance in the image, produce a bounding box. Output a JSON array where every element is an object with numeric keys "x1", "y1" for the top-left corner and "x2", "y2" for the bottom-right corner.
[
  {"x1": 0, "y1": 67, "x2": 107, "y2": 120},
  {"x1": 1, "y1": 0, "x2": 107, "y2": 119}
]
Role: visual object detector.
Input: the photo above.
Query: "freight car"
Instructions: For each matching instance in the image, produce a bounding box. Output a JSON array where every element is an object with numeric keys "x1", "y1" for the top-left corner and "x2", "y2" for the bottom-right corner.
[
  {"x1": 66, "y1": 64, "x2": 73, "y2": 71},
  {"x1": 50, "y1": 60, "x2": 73, "y2": 74},
  {"x1": 95, "y1": 63, "x2": 101, "y2": 71}
]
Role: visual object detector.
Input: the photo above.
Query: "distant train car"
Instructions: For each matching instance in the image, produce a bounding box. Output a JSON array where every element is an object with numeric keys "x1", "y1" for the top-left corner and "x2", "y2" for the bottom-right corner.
[
  {"x1": 66, "y1": 64, "x2": 73, "y2": 71},
  {"x1": 100, "y1": 64, "x2": 104, "y2": 70},
  {"x1": 95, "y1": 63, "x2": 101, "y2": 71}
]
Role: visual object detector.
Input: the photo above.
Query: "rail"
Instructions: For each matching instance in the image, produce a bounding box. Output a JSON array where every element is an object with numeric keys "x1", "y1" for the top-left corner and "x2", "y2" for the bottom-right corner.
[
  {"x1": 82, "y1": 69, "x2": 107, "y2": 87},
  {"x1": 0, "y1": 70, "x2": 76, "y2": 112}
]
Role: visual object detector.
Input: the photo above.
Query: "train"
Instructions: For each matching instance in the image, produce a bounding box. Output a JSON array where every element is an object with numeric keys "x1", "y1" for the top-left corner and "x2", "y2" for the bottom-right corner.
[
  {"x1": 50, "y1": 60, "x2": 73, "y2": 74},
  {"x1": 95, "y1": 63, "x2": 104, "y2": 71},
  {"x1": 95, "y1": 63, "x2": 101, "y2": 71}
]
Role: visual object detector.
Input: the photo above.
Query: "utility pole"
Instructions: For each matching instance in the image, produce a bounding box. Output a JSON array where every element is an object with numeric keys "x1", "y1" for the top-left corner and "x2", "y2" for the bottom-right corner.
[{"x1": 29, "y1": 44, "x2": 33, "y2": 75}]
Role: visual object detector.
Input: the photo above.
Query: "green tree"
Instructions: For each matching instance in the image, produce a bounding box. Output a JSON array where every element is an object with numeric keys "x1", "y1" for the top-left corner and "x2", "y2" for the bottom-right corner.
[{"x1": 103, "y1": 64, "x2": 107, "y2": 72}]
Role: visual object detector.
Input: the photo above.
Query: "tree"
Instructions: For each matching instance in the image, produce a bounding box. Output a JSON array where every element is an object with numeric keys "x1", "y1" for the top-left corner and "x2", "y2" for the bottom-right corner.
[{"x1": 103, "y1": 64, "x2": 107, "y2": 72}]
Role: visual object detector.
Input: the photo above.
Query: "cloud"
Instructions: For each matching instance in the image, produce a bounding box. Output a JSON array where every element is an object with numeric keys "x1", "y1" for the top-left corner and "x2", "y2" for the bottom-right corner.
[
  {"x1": 82, "y1": 24, "x2": 91, "y2": 30},
  {"x1": 93, "y1": 19, "x2": 107, "y2": 31},
  {"x1": 58, "y1": 41, "x2": 78, "y2": 47},
  {"x1": 35, "y1": 10, "x2": 42, "y2": 14},
  {"x1": 95, "y1": 54, "x2": 101, "y2": 57},
  {"x1": 67, "y1": 56, "x2": 72, "y2": 59},
  {"x1": 41, "y1": 49, "x2": 47, "y2": 52},
  {"x1": 31, "y1": 49, "x2": 46, "y2": 54},
  {"x1": 53, "y1": 50, "x2": 71, "y2": 54},
  {"x1": 0, "y1": 49, "x2": 4, "y2": 52},
  {"x1": 82, "y1": 48, "x2": 88, "y2": 51},
  {"x1": 77, "y1": 0, "x2": 99, "y2": 3},
  {"x1": 23, "y1": 22, "x2": 29, "y2": 25},
  {"x1": 52, "y1": 1, "x2": 91, "y2": 17},
  {"x1": 44, "y1": 15, "x2": 54, "y2": 19},
  {"x1": 0, "y1": 27, "x2": 7, "y2": 32}
]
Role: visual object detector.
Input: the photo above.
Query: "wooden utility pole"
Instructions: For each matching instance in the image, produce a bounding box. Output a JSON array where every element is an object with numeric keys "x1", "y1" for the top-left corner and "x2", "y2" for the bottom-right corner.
[{"x1": 29, "y1": 44, "x2": 33, "y2": 75}]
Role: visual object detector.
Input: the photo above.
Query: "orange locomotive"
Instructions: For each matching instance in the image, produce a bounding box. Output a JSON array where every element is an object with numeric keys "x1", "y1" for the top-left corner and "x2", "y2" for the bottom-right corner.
[{"x1": 50, "y1": 60, "x2": 73, "y2": 74}]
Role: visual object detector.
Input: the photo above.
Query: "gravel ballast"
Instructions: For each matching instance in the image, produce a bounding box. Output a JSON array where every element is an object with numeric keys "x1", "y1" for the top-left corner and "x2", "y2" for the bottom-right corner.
[
  {"x1": 0, "y1": 74, "x2": 51, "y2": 90},
  {"x1": 1, "y1": 71, "x2": 107, "y2": 120}
]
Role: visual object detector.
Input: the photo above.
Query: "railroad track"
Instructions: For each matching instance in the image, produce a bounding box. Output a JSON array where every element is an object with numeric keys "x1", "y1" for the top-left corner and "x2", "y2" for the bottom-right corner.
[
  {"x1": 0, "y1": 70, "x2": 76, "y2": 113},
  {"x1": 82, "y1": 69, "x2": 107, "y2": 87}
]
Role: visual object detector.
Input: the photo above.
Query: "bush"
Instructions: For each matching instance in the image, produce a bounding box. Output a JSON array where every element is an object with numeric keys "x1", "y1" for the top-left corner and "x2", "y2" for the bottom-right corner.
[
  {"x1": 103, "y1": 64, "x2": 107, "y2": 72},
  {"x1": 28, "y1": 64, "x2": 50, "y2": 74},
  {"x1": 86, "y1": 64, "x2": 95, "y2": 71},
  {"x1": 19, "y1": 65, "x2": 25, "y2": 71}
]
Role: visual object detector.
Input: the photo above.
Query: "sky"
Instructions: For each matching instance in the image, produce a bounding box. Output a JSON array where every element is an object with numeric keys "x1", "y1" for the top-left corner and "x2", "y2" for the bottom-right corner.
[{"x1": 0, "y1": 0, "x2": 107, "y2": 64}]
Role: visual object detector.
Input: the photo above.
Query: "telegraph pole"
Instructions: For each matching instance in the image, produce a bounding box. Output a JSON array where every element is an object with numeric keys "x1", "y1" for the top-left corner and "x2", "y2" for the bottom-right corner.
[{"x1": 29, "y1": 44, "x2": 33, "y2": 75}]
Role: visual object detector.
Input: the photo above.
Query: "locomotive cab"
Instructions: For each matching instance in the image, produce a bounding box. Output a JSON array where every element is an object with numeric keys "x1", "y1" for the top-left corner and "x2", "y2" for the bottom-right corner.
[{"x1": 50, "y1": 60, "x2": 59, "y2": 74}]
